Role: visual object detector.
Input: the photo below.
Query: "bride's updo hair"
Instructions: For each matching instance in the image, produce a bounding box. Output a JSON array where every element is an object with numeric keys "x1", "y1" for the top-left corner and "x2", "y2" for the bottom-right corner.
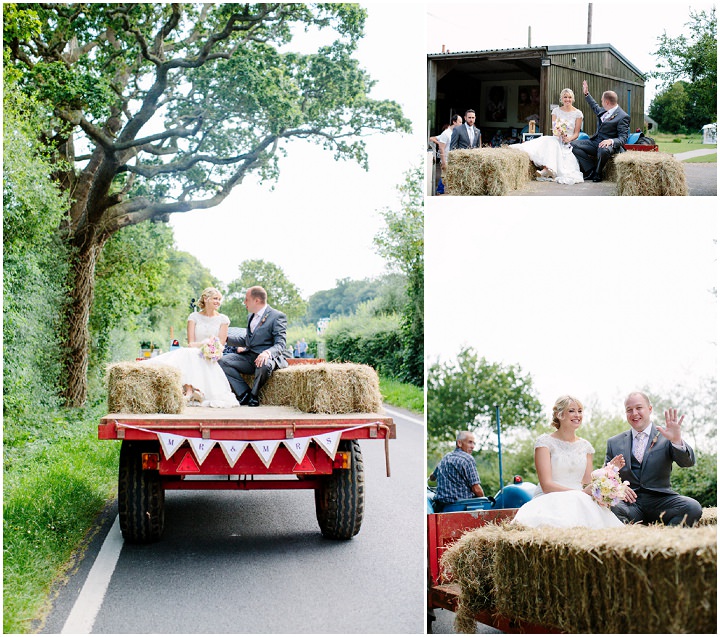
[
  {"x1": 560, "y1": 88, "x2": 575, "y2": 103},
  {"x1": 551, "y1": 394, "x2": 583, "y2": 429},
  {"x1": 197, "y1": 287, "x2": 222, "y2": 310}
]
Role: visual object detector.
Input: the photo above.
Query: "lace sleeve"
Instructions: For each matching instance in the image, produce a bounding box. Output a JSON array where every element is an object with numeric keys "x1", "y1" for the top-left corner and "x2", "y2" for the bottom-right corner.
[
  {"x1": 581, "y1": 438, "x2": 595, "y2": 455},
  {"x1": 534, "y1": 434, "x2": 551, "y2": 450},
  {"x1": 219, "y1": 313, "x2": 230, "y2": 325}
]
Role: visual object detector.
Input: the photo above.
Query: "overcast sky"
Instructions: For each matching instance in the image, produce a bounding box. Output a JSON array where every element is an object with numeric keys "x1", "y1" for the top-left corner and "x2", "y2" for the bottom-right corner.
[
  {"x1": 425, "y1": 200, "x2": 717, "y2": 416},
  {"x1": 170, "y1": 3, "x2": 427, "y2": 298},
  {"x1": 427, "y1": 0, "x2": 715, "y2": 105}
]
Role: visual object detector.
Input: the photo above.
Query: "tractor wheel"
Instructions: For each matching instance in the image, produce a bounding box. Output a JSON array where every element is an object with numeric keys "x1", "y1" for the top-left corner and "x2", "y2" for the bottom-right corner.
[
  {"x1": 314, "y1": 439, "x2": 364, "y2": 540},
  {"x1": 118, "y1": 440, "x2": 165, "y2": 543}
]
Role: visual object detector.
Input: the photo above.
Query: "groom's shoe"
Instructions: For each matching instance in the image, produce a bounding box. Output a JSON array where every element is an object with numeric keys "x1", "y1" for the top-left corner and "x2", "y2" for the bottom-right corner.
[
  {"x1": 592, "y1": 174, "x2": 603, "y2": 182},
  {"x1": 238, "y1": 390, "x2": 252, "y2": 406},
  {"x1": 247, "y1": 393, "x2": 260, "y2": 407},
  {"x1": 583, "y1": 172, "x2": 597, "y2": 181}
]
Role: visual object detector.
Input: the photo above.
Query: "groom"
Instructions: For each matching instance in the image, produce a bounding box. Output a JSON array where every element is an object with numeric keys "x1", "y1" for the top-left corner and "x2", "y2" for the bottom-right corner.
[
  {"x1": 605, "y1": 392, "x2": 702, "y2": 526},
  {"x1": 218, "y1": 286, "x2": 288, "y2": 406},
  {"x1": 571, "y1": 80, "x2": 630, "y2": 182}
]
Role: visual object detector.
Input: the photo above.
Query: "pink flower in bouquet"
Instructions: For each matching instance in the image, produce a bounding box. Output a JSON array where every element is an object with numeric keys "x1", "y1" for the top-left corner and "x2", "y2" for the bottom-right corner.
[
  {"x1": 553, "y1": 120, "x2": 569, "y2": 137},
  {"x1": 199, "y1": 336, "x2": 223, "y2": 362},
  {"x1": 590, "y1": 464, "x2": 629, "y2": 508}
]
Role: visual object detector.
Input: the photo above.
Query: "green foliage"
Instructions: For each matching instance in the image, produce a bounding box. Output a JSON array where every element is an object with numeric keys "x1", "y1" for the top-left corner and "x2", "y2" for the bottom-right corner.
[
  {"x1": 305, "y1": 274, "x2": 406, "y2": 324},
  {"x1": 3, "y1": 402, "x2": 118, "y2": 634},
  {"x1": 427, "y1": 347, "x2": 544, "y2": 458},
  {"x1": 324, "y1": 308, "x2": 405, "y2": 379},
  {"x1": 670, "y1": 451, "x2": 717, "y2": 507},
  {"x1": 374, "y1": 164, "x2": 424, "y2": 386},
  {"x1": 3, "y1": 70, "x2": 70, "y2": 416},
  {"x1": 648, "y1": 81, "x2": 691, "y2": 133},
  {"x1": 651, "y1": 7, "x2": 717, "y2": 130},
  {"x1": 378, "y1": 376, "x2": 423, "y2": 413},
  {"x1": 226, "y1": 259, "x2": 307, "y2": 324}
]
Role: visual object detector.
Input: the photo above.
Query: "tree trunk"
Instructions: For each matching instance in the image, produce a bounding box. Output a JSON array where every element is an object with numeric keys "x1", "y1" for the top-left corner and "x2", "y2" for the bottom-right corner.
[{"x1": 61, "y1": 239, "x2": 104, "y2": 407}]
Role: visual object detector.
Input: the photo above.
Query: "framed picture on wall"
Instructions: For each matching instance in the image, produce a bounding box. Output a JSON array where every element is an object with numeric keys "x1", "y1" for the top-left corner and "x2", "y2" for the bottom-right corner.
[
  {"x1": 518, "y1": 85, "x2": 540, "y2": 123},
  {"x1": 485, "y1": 85, "x2": 507, "y2": 123}
]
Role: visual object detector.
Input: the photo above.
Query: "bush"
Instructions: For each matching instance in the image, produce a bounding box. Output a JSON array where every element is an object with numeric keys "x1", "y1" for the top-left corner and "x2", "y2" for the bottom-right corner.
[
  {"x1": 671, "y1": 451, "x2": 717, "y2": 507},
  {"x1": 324, "y1": 311, "x2": 404, "y2": 380}
]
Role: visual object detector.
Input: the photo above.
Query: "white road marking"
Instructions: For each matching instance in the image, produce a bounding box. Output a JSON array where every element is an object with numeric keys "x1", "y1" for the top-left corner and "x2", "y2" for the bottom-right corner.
[
  {"x1": 61, "y1": 515, "x2": 123, "y2": 634},
  {"x1": 383, "y1": 405, "x2": 424, "y2": 426}
]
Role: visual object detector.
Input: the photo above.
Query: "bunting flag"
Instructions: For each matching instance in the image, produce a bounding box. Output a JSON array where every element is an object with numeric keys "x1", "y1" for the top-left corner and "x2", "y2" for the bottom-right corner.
[
  {"x1": 188, "y1": 437, "x2": 216, "y2": 465},
  {"x1": 284, "y1": 436, "x2": 313, "y2": 464},
  {"x1": 313, "y1": 430, "x2": 343, "y2": 460},
  {"x1": 157, "y1": 431, "x2": 187, "y2": 459},
  {"x1": 218, "y1": 440, "x2": 249, "y2": 467},
  {"x1": 115, "y1": 421, "x2": 376, "y2": 469},
  {"x1": 251, "y1": 439, "x2": 282, "y2": 468}
]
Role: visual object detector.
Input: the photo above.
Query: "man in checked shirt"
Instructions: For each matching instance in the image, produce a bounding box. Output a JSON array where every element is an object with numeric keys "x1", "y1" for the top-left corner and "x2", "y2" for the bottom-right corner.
[{"x1": 430, "y1": 431, "x2": 485, "y2": 512}]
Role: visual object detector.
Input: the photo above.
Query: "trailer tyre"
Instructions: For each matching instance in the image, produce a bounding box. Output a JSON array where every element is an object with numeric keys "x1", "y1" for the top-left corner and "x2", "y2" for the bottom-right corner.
[
  {"x1": 315, "y1": 439, "x2": 364, "y2": 540},
  {"x1": 118, "y1": 440, "x2": 165, "y2": 543}
]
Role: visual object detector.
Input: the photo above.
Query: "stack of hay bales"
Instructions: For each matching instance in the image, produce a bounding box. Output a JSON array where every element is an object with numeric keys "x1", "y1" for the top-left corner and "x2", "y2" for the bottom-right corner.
[
  {"x1": 249, "y1": 362, "x2": 383, "y2": 413},
  {"x1": 445, "y1": 148, "x2": 534, "y2": 195},
  {"x1": 442, "y1": 520, "x2": 717, "y2": 634},
  {"x1": 107, "y1": 360, "x2": 383, "y2": 415},
  {"x1": 107, "y1": 362, "x2": 185, "y2": 414},
  {"x1": 614, "y1": 151, "x2": 688, "y2": 196}
]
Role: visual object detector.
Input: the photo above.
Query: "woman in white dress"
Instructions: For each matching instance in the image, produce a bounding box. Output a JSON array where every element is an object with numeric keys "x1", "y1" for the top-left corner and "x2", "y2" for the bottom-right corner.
[
  {"x1": 512, "y1": 395, "x2": 624, "y2": 529},
  {"x1": 517, "y1": 88, "x2": 585, "y2": 185},
  {"x1": 144, "y1": 287, "x2": 239, "y2": 408}
]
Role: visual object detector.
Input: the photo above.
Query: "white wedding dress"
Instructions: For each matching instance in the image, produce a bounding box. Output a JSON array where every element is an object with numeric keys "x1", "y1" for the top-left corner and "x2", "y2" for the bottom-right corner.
[
  {"x1": 518, "y1": 107, "x2": 585, "y2": 185},
  {"x1": 143, "y1": 312, "x2": 239, "y2": 408},
  {"x1": 512, "y1": 434, "x2": 623, "y2": 529}
]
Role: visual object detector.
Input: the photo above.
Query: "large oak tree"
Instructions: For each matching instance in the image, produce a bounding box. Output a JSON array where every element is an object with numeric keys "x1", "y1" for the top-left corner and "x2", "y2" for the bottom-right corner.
[{"x1": 4, "y1": 3, "x2": 410, "y2": 405}]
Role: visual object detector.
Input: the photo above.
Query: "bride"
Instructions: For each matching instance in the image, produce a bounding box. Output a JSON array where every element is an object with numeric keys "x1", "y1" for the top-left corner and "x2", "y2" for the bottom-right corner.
[
  {"x1": 517, "y1": 88, "x2": 585, "y2": 185},
  {"x1": 512, "y1": 395, "x2": 623, "y2": 529},
  {"x1": 143, "y1": 287, "x2": 239, "y2": 408}
]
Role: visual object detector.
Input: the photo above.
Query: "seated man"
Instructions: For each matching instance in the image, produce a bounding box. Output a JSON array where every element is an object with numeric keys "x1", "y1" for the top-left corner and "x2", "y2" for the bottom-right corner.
[
  {"x1": 571, "y1": 80, "x2": 630, "y2": 182},
  {"x1": 430, "y1": 431, "x2": 484, "y2": 512}
]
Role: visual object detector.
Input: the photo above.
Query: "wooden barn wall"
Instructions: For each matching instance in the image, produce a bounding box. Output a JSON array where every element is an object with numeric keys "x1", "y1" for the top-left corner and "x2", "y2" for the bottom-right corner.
[{"x1": 548, "y1": 51, "x2": 645, "y2": 135}]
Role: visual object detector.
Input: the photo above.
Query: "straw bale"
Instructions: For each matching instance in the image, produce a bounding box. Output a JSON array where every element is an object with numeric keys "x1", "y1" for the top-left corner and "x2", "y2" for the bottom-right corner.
[
  {"x1": 242, "y1": 362, "x2": 383, "y2": 414},
  {"x1": 445, "y1": 523, "x2": 716, "y2": 634},
  {"x1": 445, "y1": 148, "x2": 533, "y2": 196},
  {"x1": 614, "y1": 151, "x2": 688, "y2": 196},
  {"x1": 107, "y1": 362, "x2": 185, "y2": 414},
  {"x1": 698, "y1": 507, "x2": 717, "y2": 526}
]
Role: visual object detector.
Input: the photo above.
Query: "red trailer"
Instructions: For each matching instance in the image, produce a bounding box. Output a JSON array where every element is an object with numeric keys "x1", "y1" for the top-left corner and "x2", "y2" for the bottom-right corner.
[{"x1": 99, "y1": 405, "x2": 394, "y2": 543}]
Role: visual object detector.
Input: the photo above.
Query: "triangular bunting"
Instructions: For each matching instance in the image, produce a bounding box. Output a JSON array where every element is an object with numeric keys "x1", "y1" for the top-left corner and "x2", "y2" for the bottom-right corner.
[
  {"x1": 218, "y1": 440, "x2": 249, "y2": 467},
  {"x1": 188, "y1": 437, "x2": 216, "y2": 465},
  {"x1": 313, "y1": 430, "x2": 343, "y2": 459},
  {"x1": 283, "y1": 436, "x2": 312, "y2": 463},
  {"x1": 157, "y1": 431, "x2": 187, "y2": 459},
  {"x1": 251, "y1": 439, "x2": 281, "y2": 468}
]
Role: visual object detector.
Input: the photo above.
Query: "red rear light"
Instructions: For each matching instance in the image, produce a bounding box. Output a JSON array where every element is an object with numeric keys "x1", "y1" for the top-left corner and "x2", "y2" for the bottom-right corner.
[{"x1": 142, "y1": 453, "x2": 160, "y2": 470}]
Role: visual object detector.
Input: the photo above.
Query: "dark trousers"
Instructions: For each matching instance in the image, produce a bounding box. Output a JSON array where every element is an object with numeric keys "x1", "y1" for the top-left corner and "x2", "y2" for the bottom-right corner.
[
  {"x1": 611, "y1": 491, "x2": 703, "y2": 527},
  {"x1": 571, "y1": 138, "x2": 616, "y2": 179},
  {"x1": 218, "y1": 352, "x2": 274, "y2": 398}
]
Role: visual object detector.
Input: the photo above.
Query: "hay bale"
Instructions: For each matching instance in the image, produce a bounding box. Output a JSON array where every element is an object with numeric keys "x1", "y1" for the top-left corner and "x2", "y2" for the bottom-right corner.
[
  {"x1": 445, "y1": 524, "x2": 716, "y2": 634},
  {"x1": 107, "y1": 362, "x2": 185, "y2": 414},
  {"x1": 614, "y1": 151, "x2": 688, "y2": 196},
  {"x1": 243, "y1": 362, "x2": 384, "y2": 414},
  {"x1": 445, "y1": 147, "x2": 533, "y2": 196},
  {"x1": 699, "y1": 507, "x2": 717, "y2": 526}
]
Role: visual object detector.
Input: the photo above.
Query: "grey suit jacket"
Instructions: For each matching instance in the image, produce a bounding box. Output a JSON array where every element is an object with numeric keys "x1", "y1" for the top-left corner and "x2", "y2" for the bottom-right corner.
[
  {"x1": 585, "y1": 93, "x2": 630, "y2": 150},
  {"x1": 450, "y1": 124, "x2": 482, "y2": 150},
  {"x1": 227, "y1": 305, "x2": 288, "y2": 369},
  {"x1": 605, "y1": 425, "x2": 695, "y2": 495}
]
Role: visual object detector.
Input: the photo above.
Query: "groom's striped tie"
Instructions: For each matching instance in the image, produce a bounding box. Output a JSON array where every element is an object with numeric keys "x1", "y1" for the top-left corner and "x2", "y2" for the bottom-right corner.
[{"x1": 634, "y1": 431, "x2": 648, "y2": 463}]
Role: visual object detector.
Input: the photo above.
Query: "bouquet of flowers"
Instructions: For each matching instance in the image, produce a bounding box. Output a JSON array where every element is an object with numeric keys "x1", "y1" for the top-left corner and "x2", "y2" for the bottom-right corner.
[
  {"x1": 199, "y1": 336, "x2": 223, "y2": 362},
  {"x1": 589, "y1": 464, "x2": 629, "y2": 508},
  {"x1": 553, "y1": 120, "x2": 569, "y2": 138}
]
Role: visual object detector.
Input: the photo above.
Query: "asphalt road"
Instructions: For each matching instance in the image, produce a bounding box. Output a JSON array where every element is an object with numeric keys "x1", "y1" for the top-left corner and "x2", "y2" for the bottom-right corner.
[{"x1": 40, "y1": 405, "x2": 425, "y2": 634}]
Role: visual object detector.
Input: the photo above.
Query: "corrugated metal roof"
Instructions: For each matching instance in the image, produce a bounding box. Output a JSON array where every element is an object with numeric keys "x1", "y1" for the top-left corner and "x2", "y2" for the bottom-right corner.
[{"x1": 428, "y1": 43, "x2": 645, "y2": 78}]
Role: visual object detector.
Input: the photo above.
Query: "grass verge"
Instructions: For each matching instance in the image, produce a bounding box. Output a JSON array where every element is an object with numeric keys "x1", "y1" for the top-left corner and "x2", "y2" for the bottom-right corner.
[
  {"x1": 379, "y1": 376, "x2": 424, "y2": 414},
  {"x1": 682, "y1": 153, "x2": 717, "y2": 163},
  {"x1": 3, "y1": 401, "x2": 119, "y2": 634}
]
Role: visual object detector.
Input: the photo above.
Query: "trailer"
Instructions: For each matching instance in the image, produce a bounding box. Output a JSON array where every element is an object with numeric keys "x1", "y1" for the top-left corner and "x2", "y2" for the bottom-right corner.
[{"x1": 99, "y1": 405, "x2": 394, "y2": 543}]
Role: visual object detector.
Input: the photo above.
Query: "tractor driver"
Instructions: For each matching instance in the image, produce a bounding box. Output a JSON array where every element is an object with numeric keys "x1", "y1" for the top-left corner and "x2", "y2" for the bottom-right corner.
[{"x1": 430, "y1": 431, "x2": 484, "y2": 513}]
